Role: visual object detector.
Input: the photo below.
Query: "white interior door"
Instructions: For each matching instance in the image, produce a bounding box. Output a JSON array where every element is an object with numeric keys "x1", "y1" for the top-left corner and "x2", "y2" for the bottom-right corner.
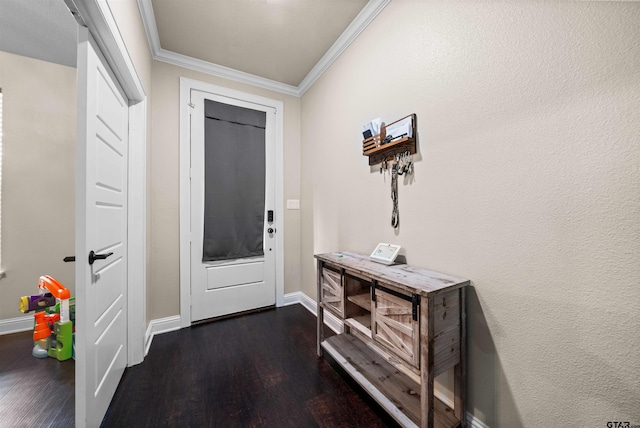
[
  {"x1": 190, "y1": 89, "x2": 276, "y2": 321},
  {"x1": 75, "y1": 27, "x2": 128, "y2": 427}
]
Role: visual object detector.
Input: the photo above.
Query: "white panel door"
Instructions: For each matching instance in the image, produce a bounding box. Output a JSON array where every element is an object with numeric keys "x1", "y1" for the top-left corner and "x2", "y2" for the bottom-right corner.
[
  {"x1": 76, "y1": 27, "x2": 128, "y2": 427},
  {"x1": 190, "y1": 89, "x2": 276, "y2": 321}
]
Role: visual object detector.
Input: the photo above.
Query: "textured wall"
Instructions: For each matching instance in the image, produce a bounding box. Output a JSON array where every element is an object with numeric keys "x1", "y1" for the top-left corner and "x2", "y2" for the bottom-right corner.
[
  {"x1": 300, "y1": 1, "x2": 640, "y2": 426},
  {"x1": 0, "y1": 51, "x2": 76, "y2": 320}
]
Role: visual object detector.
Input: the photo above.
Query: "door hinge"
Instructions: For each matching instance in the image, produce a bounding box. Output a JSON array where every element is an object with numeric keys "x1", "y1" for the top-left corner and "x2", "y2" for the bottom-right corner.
[{"x1": 188, "y1": 102, "x2": 195, "y2": 109}]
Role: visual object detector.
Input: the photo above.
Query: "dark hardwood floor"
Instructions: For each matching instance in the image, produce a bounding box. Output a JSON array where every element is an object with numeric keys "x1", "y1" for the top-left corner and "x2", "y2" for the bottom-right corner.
[
  {"x1": 102, "y1": 305, "x2": 398, "y2": 427},
  {"x1": 0, "y1": 329, "x2": 74, "y2": 427},
  {"x1": 0, "y1": 305, "x2": 397, "y2": 427}
]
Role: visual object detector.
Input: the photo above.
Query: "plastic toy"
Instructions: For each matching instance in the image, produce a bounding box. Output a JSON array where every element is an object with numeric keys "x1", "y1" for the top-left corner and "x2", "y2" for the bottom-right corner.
[
  {"x1": 19, "y1": 275, "x2": 74, "y2": 361},
  {"x1": 20, "y1": 293, "x2": 56, "y2": 313}
]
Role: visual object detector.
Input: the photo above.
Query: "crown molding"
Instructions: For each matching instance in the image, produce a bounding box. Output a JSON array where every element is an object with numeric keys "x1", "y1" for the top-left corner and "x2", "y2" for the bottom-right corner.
[
  {"x1": 137, "y1": 0, "x2": 390, "y2": 97},
  {"x1": 137, "y1": 0, "x2": 161, "y2": 54},
  {"x1": 156, "y1": 47, "x2": 301, "y2": 96},
  {"x1": 297, "y1": 0, "x2": 390, "y2": 96}
]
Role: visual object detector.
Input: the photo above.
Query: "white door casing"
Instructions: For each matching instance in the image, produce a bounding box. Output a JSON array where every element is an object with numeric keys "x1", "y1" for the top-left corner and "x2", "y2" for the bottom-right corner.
[
  {"x1": 180, "y1": 78, "x2": 284, "y2": 327},
  {"x1": 65, "y1": 0, "x2": 147, "y2": 369},
  {"x1": 189, "y1": 90, "x2": 275, "y2": 321},
  {"x1": 76, "y1": 27, "x2": 129, "y2": 427}
]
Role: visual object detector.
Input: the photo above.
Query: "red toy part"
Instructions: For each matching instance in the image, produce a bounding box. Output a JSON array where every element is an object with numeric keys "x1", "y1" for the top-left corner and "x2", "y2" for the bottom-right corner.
[
  {"x1": 33, "y1": 312, "x2": 51, "y2": 341},
  {"x1": 45, "y1": 313, "x2": 60, "y2": 325}
]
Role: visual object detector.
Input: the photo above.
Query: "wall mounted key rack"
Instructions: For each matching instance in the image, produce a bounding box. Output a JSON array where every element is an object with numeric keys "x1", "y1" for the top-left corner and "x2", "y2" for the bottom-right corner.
[{"x1": 362, "y1": 113, "x2": 416, "y2": 166}]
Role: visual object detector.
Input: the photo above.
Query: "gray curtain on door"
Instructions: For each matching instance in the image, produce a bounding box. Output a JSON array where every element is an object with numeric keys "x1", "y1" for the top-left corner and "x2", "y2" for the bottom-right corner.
[{"x1": 202, "y1": 99, "x2": 266, "y2": 262}]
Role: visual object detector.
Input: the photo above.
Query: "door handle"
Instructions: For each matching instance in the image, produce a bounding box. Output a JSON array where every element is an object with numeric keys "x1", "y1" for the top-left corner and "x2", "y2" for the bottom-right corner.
[
  {"x1": 267, "y1": 228, "x2": 275, "y2": 234},
  {"x1": 89, "y1": 250, "x2": 113, "y2": 265}
]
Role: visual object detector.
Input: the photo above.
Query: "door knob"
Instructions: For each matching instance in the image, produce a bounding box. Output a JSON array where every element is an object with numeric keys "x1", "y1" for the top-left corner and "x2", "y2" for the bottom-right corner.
[
  {"x1": 267, "y1": 228, "x2": 275, "y2": 234},
  {"x1": 89, "y1": 250, "x2": 113, "y2": 265}
]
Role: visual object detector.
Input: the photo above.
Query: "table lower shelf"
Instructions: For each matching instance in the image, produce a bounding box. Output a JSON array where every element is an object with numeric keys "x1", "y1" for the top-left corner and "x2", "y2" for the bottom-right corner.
[{"x1": 322, "y1": 333, "x2": 460, "y2": 428}]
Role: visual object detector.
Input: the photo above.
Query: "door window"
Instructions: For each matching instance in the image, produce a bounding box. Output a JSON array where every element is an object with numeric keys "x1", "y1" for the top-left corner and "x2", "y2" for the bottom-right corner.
[{"x1": 202, "y1": 99, "x2": 266, "y2": 262}]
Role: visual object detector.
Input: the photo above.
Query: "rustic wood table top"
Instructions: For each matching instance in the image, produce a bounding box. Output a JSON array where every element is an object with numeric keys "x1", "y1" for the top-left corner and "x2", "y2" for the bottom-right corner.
[{"x1": 315, "y1": 251, "x2": 469, "y2": 296}]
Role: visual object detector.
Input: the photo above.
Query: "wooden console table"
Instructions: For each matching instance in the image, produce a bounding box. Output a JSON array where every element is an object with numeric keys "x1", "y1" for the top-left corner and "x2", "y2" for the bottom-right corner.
[{"x1": 315, "y1": 252, "x2": 470, "y2": 428}]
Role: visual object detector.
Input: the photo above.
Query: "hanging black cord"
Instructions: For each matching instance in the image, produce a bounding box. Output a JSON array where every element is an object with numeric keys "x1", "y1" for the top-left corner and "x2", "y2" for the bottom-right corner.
[{"x1": 391, "y1": 164, "x2": 399, "y2": 228}]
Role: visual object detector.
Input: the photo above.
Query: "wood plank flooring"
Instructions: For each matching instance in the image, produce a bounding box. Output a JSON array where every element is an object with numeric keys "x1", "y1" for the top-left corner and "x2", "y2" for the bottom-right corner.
[
  {"x1": 0, "y1": 329, "x2": 74, "y2": 427},
  {"x1": 103, "y1": 305, "x2": 398, "y2": 427},
  {"x1": 0, "y1": 305, "x2": 398, "y2": 427}
]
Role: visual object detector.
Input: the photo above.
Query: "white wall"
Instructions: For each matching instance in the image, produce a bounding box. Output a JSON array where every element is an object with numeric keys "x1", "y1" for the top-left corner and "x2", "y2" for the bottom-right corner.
[
  {"x1": 0, "y1": 51, "x2": 76, "y2": 320},
  {"x1": 300, "y1": 2, "x2": 640, "y2": 426}
]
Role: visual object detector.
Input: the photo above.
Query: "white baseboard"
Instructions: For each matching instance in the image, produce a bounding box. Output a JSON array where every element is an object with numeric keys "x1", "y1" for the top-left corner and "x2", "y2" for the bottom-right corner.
[
  {"x1": 467, "y1": 413, "x2": 490, "y2": 428},
  {"x1": 285, "y1": 291, "x2": 343, "y2": 334},
  {"x1": 144, "y1": 315, "x2": 181, "y2": 356},
  {"x1": 282, "y1": 291, "x2": 302, "y2": 307},
  {"x1": 0, "y1": 315, "x2": 33, "y2": 335}
]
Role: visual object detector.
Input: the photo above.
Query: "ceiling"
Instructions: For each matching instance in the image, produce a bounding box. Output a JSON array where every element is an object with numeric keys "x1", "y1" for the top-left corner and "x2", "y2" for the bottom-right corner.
[
  {"x1": 0, "y1": 0, "x2": 389, "y2": 96},
  {"x1": 0, "y1": 0, "x2": 77, "y2": 68},
  {"x1": 140, "y1": 0, "x2": 390, "y2": 96}
]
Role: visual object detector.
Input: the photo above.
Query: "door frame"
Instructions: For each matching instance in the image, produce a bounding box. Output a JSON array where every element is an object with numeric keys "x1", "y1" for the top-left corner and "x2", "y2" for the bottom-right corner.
[
  {"x1": 179, "y1": 77, "x2": 284, "y2": 328},
  {"x1": 68, "y1": 0, "x2": 147, "y2": 367}
]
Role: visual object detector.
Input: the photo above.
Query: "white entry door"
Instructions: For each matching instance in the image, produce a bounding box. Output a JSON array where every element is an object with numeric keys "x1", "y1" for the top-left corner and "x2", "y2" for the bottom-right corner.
[
  {"x1": 190, "y1": 89, "x2": 276, "y2": 321},
  {"x1": 75, "y1": 27, "x2": 128, "y2": 427}
]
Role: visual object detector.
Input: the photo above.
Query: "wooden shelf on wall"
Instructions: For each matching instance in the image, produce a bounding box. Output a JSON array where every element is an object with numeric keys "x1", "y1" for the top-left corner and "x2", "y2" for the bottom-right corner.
[{"x1": 362, "y1": 113, "x2": 416, "y2": 166}]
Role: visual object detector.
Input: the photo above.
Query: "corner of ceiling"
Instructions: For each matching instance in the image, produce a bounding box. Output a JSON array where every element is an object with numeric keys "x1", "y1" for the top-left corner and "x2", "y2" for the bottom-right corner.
[
  {"x1": 137, "y1": 0, "x2": 391, "y2": 98},
  {"x1": 296, "y1": 0, "x2": 391, "y2": 97}
]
